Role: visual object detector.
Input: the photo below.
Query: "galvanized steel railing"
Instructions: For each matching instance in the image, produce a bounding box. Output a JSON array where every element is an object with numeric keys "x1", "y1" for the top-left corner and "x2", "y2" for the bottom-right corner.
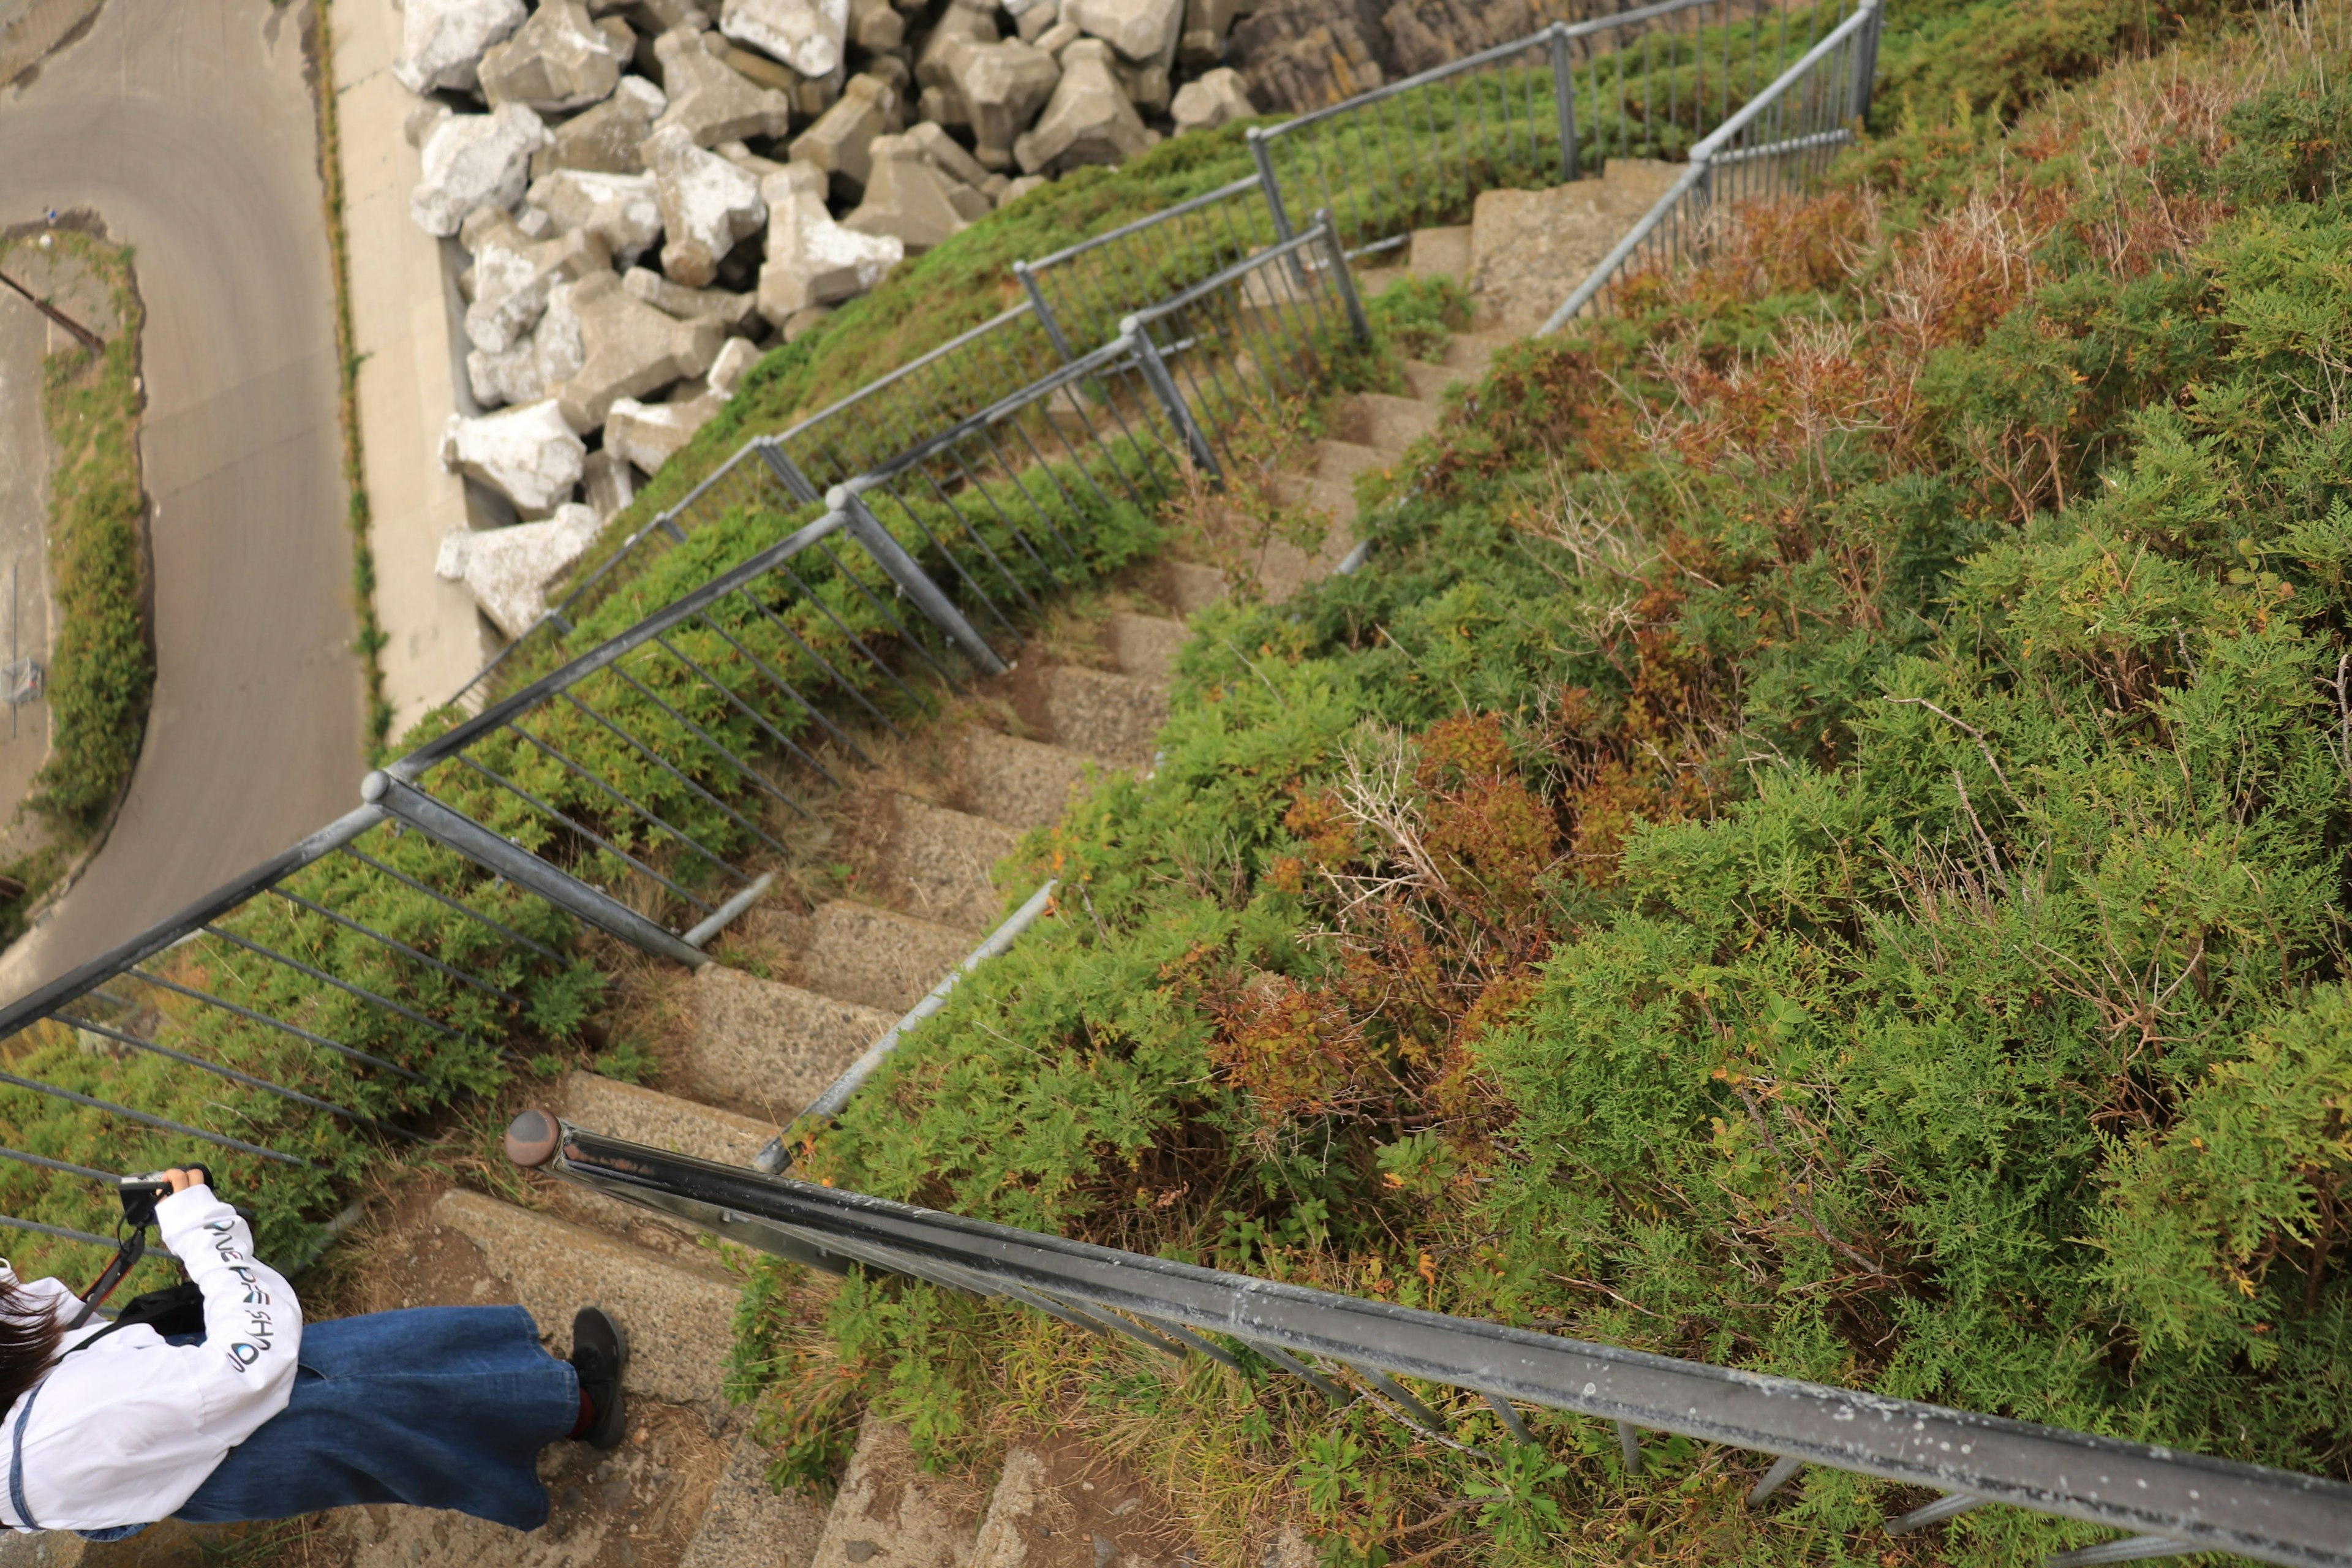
[
  {"x1": 518, "y1": 1115, "x2": 2352, "y2": 1568},
  {"x1": 1542, "y1": 0, "x2": 1879, "y2": 328},
  {"x1": 0, "y1": 233, "x2": 1363, "y2": 1276},
  {"x1": 0, "y1": 802, "x2": 582, "y2": 1269}
]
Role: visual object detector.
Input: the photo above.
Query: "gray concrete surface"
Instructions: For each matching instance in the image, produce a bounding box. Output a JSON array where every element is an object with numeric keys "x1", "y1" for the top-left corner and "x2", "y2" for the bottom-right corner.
[{"x1": 0, "y1": 0, "x2": 364, "y2": 999}]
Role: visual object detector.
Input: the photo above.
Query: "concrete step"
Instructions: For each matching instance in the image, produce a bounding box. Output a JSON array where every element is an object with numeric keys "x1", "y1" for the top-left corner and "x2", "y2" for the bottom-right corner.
[
  {"x1": 1310, "y1": 437, "x2": 1387, "y2": 484},
  {"x1": 690, "y1": 964, "x2": 895, "y2": 1121},
  {"x1": 1108, "y1": 611, "x2": 1188, "y2": 683},
  {"x1": 802, "y1": 899, "x2": 978, "y2": 1014},
  {"x1": 810, "y1": 1413, "x2": 989, "y2": 1568},
  {"x1": 683, "y1": 1427, "x2": 831, "y2": 1568},
  {"x1": 1446, "y1": 329, "x2": 1513, "y2": 379},
  {"x1": 1409, "y1": 224, "x2": 1471, "y2": 282},
  {"x1": 869, "y1": 793, "x2": 1020, "y2": 930},
  {"x1": 1468, "y1": 163, "x2": 1679, "y2": 330},
  {"x1": 535, "y1": 1072, "x2": 779, "y2": 1257},
  {"x1": 1154, "y1": 559, "x2": 1227, "y2": 618},
  {"x1": 1269, "y1": 470, "x2": 1359, "y2": 529},
  {"x1": 962, "y1": 726, "x2": 1094, "y2": 830},
  {"x1": 433, "y1": 1188, "x2": 738, "y2": 1406},
  {"x1": 1042, "y1": 665, "x2": 1169, "y2": 768},
  {"x1": 1400, "y1": 359, "x2": 1461, "y2": 401},
  {"x1": 1334, "y1": 390, "x2": 1440, "y2": 452},
  {"x1": 559, "y1": 1070, "x2": 775, "y2": 1166}
]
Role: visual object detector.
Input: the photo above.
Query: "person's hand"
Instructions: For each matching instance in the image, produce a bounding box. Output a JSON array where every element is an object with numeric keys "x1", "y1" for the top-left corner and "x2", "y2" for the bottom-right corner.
[{"x1": 159, "y1": 1168, "x2": 197, "y2": 1194}]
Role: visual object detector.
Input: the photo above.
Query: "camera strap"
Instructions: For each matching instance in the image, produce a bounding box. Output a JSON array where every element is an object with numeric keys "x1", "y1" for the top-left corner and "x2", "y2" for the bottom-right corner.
[{"x1": 64, "y1": 1226, "x2": 146, "y2": 1333}]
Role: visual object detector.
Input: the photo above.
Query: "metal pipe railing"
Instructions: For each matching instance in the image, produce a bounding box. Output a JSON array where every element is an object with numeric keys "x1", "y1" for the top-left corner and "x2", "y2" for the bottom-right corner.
[
  {"x1": 518, "y1": 1118, "x2": 2352, "y2": 1568},
  {"x1": 1540, "y1": 0, "x2": 1878, "y2": 332}
]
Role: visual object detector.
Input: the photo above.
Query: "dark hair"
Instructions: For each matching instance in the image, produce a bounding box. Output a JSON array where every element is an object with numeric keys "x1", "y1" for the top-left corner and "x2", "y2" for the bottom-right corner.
[{"x1": 0, "y1": 1279, "x2": 64, "y2": 1412}]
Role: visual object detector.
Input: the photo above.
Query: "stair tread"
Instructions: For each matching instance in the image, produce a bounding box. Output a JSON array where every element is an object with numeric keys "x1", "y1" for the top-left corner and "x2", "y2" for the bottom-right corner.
[
  {"x1": 433, "y1": 1188, "x2": 737, "y2": 1406},
  {"x1": 873, "y1": 793, "x2": 1020, "y2": 930},
  {"x1": 1155, "y1": 560, "x2": 1227, "y2": 617},
  {"x1": 803, "y1": 898, "x2": 978, "y2": 1014},
  {"x1": 559, "y1": 1070, "x2": 774, "y2": 1167},
  {"x1": 1311, "y1": 437, "x2": 1387, "y2": 482},
  {"x1": 1267, "y1": 470, "x2": 1358, "y2": 526},
  {"x1": 1335, "y1": 390, "x2": 1439, "y2": 454},
  {"x1": 963, "y1": 726, "x2": 1096, "y2": 831},
  {"x1": 812, "y1": 1414, "x2": 989, "y2": 1568},
  {"x1": 1042, "y1": 663, "x2": 1169, "y2": 768},
  {"x1": 688, "y1": 964, "x2": 895, "y2": 1121},
  {"x1": 1408, "y1": 224, "x2": 1471, "y2": 282},
  {"x1": 1108, "y1": 611, "x2": 1188, "y2": 682},
  {"x1": 683, "y1": 1427, "x2": 831, "y2": 1568}
]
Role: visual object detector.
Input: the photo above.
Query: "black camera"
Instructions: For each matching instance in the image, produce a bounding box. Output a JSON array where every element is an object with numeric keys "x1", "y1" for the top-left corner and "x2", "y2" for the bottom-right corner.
[{"x1": 113, "y1": 1166, "x2": 213, "y2": 1231}]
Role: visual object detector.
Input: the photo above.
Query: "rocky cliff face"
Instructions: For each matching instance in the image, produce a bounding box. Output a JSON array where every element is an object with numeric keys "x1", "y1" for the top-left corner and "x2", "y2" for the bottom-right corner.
[{"x1": 1231, "y1": 0, "x2": 1669, "y2": 113}]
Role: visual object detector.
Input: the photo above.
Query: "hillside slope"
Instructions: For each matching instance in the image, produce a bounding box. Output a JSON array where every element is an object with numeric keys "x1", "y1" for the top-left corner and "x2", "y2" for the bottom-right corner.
[{"x1": 729, "y1": 7, "x2": 2352, "y2": 1565}]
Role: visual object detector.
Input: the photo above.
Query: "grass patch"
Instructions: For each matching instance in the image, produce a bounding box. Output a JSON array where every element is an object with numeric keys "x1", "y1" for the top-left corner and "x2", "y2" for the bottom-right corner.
[{"x1": 0, "y1": 230, "x2": 153, "y2": 945}]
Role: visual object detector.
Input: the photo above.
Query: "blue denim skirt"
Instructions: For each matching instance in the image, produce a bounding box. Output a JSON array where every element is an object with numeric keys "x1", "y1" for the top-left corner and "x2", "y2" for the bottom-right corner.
[{"x1": 168, "y1": 1306, "x2": 579, "y2": 1531}]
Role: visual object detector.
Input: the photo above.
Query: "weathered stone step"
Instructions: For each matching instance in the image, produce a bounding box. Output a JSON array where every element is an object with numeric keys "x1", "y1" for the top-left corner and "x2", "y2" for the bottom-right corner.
[
  {"x1": 535, "y1": 1072, "x2": 778, "y2": 1257},
  {"x1": 1446, "y1": 328, "x2": 1513, "y2": 377},
  {"x1": 1108, "y1": 610, "x2": 1187, "y2": 682},
  {"x1": 869, "y1": 793, "x2": 1019, "y2": 930},
  {"x1": 1310, "y1": 436, "x2": 1387, "y2": 484},
  {"x1": 1335, "y1": 390, "x2": 1440, "y2": 452},
  {"x1": 1410, "y1": 224, "x2": 1471, "y2": 281},
  {"x1": 1154, "y1": 559, "x2": 1227, "y2": 618},
  {"x1": 1269, "y1": 470, "x2": 1359, "y2": 529},
  {"x1": 1400, "y1": 358, "x2": 1462, "y2": 401},
  {"x1": 1042, "y1": 664, "x2": 1169, "y2": 768},
  {"x1": 802, "y1": 899, "x2": 979, "y2": 1013},
  {"x1": 559, "y1": 1070, "x2": 774, "y2": 1166},
  {"x1": 810, "y1": 1414, "x2": 989, "y2": 1568},
  {"x1": 690, "y1": 963, "x2": 894, "y2": 1121},
  {"x1": 433, "y1": 1188, "x2": 738, "y2": 1406},
  {"x1": 682, "y1": 1428, "x2": 831, "y2": 1568},
  {"x1": 962, "y1": 726, "x2": 1094, "y2": 830}
]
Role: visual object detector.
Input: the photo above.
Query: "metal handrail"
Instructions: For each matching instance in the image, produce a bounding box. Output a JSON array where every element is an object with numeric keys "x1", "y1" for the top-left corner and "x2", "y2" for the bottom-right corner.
[
  {"x1": 0, "y1": 803, "x2": 388, "y2": 1041},
  {"x1": 1021, "y1": 176, "x2": 1265, "y2": 274},
  {"x1": 1539, "y1": 0, "x2": 1877, "y2": 333},
  {"x1": 388, "y1": 508, "x2": 851, "y2": 778},
  {"x1": 1121, "y1": 224, "x2": 1333, "y2": 332},
  {"x1": 773, "y1": 300, "x2": 1038, "y2": 451},
  {"x1": 519, "y1": 1119, "x2": 2352, "y2": 1568},
  {"x1": 1689, "y1": 0, "x2": 1874, "y2": 160}
]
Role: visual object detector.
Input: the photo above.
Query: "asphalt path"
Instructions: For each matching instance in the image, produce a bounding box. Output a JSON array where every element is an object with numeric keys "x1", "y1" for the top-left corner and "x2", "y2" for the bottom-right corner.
[{"x1": 0, "y1": 0, "x2": 363, "y2": 998}]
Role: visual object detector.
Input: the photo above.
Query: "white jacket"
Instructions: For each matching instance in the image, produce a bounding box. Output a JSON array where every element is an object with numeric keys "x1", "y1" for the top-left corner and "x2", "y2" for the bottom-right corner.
[{"x1": 0, "y1": 1185, "x2": 303, "y2": 1532}]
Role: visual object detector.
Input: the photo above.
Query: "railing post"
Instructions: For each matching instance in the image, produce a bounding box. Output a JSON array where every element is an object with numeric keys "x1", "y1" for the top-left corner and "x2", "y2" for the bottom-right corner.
[
  {"x1": 829, "y1": 486, "x2": 1011, "y2": 677},
  {"x1": 1850, "y1": 0, "x2": 1881, "y2": 126},
  {"x1": 361, "y1": 771, "x2": 714, "y2": 970},
  {"x1": 1012, "y1": 261, "x2": 1077, "y2": 366},
  {"x1": 1548, "y1": 22, "x2": 1580, "y2": 180},
  {"x1": 1314, "y1": 211, "x2": 1371, "y2": 343},
  {"x1": 1246, "y1": 126, "x2": 1296, "y2": 250},
  {"x1": 1121, "y1": 317, "x2": 1223, "y2": 488},
  {"x1": 1249, "y1": 128, "x2": 1314, "y2": 289},
  {"x1": 754, "y1": 437, "x2": 825, "y2": 505}
]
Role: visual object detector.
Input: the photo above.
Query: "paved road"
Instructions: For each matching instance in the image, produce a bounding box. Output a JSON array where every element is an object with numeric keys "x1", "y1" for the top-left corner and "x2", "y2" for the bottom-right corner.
[{"x1": 0, "y1": 0, "x2": 363, "y2": 998}]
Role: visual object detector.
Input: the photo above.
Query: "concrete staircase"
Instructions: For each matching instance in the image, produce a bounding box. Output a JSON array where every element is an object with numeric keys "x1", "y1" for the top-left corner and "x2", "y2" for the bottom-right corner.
[{"x1": 249, "y1": 173, "x2": 1654, "y2": 1568}]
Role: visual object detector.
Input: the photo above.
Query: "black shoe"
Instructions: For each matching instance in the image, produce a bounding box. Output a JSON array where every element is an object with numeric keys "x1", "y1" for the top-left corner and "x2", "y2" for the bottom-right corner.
[{"x1": 570, "y1": 1306, "x2": 628, "y2": 1449}]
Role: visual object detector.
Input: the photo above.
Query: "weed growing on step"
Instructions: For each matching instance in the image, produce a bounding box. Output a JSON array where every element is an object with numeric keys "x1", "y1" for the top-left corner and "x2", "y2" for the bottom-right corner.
[{"x1": 733, "y1": 11, "x2": 2352, "y2": 1564}]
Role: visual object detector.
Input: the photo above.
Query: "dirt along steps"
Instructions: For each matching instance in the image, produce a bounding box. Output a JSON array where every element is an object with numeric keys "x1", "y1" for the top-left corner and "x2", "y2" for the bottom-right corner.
[{"x1": 134, "y1": 173, "x2": 1648, "y2": 1568}]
